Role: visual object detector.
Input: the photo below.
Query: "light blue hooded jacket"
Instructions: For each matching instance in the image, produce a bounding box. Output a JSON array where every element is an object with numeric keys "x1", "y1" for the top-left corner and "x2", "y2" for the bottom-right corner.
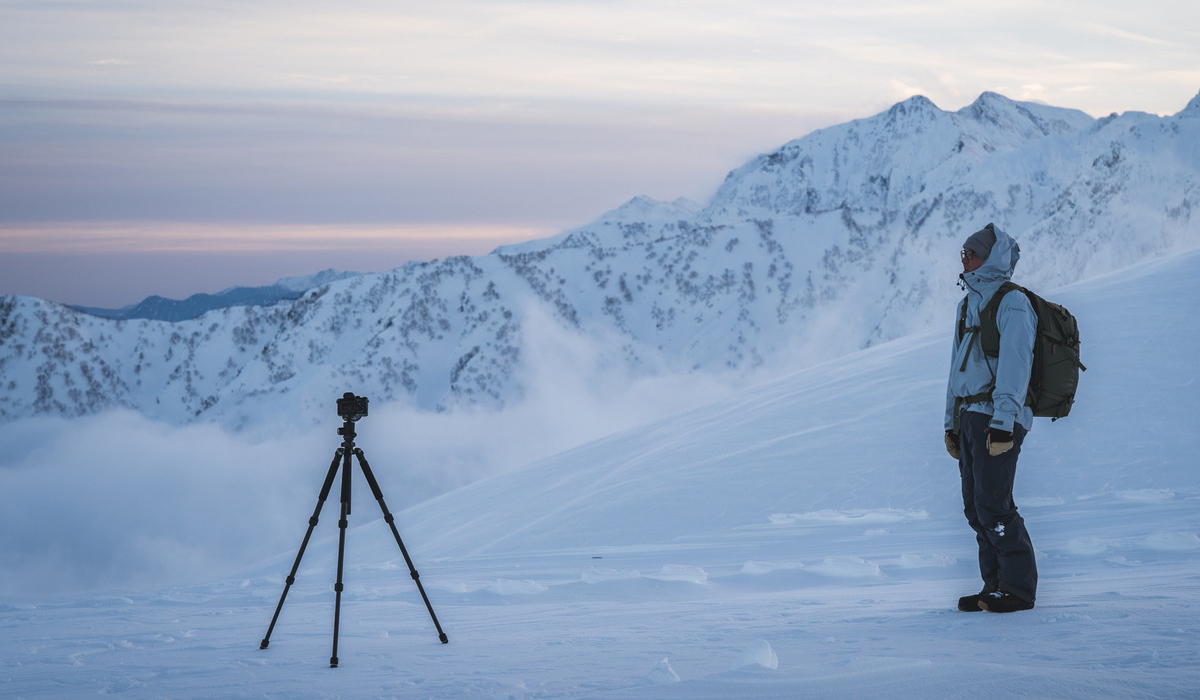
[{"x1": 944, "y1": 225, "x2": 1036, "y2": 434}]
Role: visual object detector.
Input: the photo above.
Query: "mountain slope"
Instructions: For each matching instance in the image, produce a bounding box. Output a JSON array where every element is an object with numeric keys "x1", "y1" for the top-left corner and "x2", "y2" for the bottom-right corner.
[
  {"x1": 1, "y1": 90, "x2": 1198, "y2": 426},
  {"x1": 394, "y1": 245, "x2": 1199, "y2": 560}
]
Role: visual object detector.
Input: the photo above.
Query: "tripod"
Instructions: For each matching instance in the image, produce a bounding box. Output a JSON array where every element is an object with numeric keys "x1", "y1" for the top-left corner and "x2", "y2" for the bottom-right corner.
[{"x1": 260, "y1": 393, "x2": 448, "y2": 667}]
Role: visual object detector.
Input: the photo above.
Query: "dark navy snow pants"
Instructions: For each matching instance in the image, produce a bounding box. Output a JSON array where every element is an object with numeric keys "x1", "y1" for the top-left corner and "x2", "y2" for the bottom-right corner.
[{"x1": 957, "y1": 410, "x2": 1038, "y2": 603}]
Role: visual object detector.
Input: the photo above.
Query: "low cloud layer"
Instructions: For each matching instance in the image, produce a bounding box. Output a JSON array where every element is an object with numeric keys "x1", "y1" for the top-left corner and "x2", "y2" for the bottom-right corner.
[{"x1": 0, "y1": 306, "x2": 746, "y2": 599}]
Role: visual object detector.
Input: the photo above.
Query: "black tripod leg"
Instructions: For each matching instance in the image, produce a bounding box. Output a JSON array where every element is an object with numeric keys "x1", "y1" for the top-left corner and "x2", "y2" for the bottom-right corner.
[
  {"x1": 354, "y1": 448, "x2": 449, "y2": 644},
  {"x1": 260, "y1": 449, "x2": 343, "y2": 650},
  {"x1": 330, "y1": 445, "x2": 353, "y2": 668}
]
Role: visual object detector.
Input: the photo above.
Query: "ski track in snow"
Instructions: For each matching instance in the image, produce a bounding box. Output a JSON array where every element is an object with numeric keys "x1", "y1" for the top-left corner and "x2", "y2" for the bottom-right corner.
[{"x1": 3, "y1": 251, "x2": 1200, "y2": 698}]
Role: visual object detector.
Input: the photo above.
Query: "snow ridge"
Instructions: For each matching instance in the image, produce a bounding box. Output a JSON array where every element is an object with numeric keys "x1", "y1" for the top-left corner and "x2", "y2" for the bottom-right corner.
[{"x1": 1, "y1": 90, "x2": 1198, "y2": 426}]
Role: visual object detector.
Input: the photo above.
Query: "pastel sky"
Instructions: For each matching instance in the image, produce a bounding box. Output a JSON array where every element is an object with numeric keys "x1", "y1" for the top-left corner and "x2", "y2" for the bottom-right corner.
[{"x1": 2, "y1": 0, "x2": 1197, "y2": 306}]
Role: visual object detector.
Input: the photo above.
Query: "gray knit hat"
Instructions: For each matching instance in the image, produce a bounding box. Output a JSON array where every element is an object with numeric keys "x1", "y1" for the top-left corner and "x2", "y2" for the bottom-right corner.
[{"x1": 963, "y1": 223, "x2": 997, "y2": 261}]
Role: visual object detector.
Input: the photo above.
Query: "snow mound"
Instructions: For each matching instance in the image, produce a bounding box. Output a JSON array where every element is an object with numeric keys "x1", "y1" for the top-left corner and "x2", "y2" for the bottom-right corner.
[
  {"x1": 645, "y1": 564, "x2": 708, "y2": 583},
  {"x1": 643, "y1": 657, "x2": 682, "y2": 684},
  {"x1": 485, "y1": 579, "x2": 548, "y2": 595},
  {"x1": 733, "y1": 640, "x2": 779, "y2": 670},
  {"x1": 581, "y1": 567, "x2": 642, "y2": 584},
  {"x1": 769, "y1": 508, "x2": 928, "y2": 525},
  {"x1": 807, "y1": 556, "x2": 883, "y2": 579}
]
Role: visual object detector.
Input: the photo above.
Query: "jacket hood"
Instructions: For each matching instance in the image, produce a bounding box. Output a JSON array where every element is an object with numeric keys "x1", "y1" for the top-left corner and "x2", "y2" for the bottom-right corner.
[{"x1": 961, "y1": 223, "x2": 1019, "y2": 292}]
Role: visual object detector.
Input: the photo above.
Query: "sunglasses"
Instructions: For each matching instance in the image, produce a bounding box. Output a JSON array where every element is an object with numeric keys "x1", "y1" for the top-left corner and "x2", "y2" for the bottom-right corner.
[{"x1": 960, "y1": 249, "x2": 979, "y2": 263}]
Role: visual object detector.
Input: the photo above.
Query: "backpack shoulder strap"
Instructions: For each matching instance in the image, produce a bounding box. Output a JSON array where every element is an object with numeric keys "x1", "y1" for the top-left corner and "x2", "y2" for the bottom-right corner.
[
  {"x1": 986, "y1": 281, "x2": 1025, "y2": 314},
  {"x1": 956, "y1": 295, "x2": 969, "y2": 342},
  {"x1": 980, "y1": 282, "x2": 1025, "y2": 356}
]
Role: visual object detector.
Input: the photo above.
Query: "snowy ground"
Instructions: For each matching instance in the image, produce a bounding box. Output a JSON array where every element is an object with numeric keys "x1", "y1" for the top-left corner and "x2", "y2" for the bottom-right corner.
[{"x1": 3, "y1": 248, "x2": 1199, "y2": 699}]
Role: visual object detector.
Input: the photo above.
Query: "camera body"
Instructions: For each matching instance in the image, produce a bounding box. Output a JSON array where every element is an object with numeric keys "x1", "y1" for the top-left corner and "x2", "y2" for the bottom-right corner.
[{"x1": 336, "y1": 392, "x2": 369, "y2": 421}]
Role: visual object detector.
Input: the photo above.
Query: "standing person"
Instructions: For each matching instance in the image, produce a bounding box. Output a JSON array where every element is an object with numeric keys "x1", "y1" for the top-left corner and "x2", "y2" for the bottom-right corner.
[{"x1": 944, "y1": 223, "x2": 1038, "y2": 613}]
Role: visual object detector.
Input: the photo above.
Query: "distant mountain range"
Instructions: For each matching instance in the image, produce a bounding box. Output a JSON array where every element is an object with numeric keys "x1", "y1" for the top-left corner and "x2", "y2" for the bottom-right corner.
[
  {"x1": 71, "y1": 269, "x2": 359, "y2": 322},
  {"x1": 2, "y1": 89, "x2": 1198, "y2": 427}
]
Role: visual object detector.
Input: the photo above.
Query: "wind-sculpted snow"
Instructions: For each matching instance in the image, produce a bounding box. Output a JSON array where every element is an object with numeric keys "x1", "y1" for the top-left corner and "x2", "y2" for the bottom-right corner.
[{"x1": 2, "y1": 90, "x2": 1198, "y2": 426}]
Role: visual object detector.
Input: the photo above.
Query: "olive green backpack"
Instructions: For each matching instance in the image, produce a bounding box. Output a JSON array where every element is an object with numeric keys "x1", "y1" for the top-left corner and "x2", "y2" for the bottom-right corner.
[{"x1": 957, "y1": 282, "x2": 1086, "y2": 421}]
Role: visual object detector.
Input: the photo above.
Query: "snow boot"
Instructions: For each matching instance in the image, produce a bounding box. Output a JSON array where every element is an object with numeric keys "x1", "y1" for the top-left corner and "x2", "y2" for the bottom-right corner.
[
  {"x1": 978, "y1": 591, "x2": 1034, "y2": 613},
  {"x1": 957, "y1": 590, "x2": 994, "y2": 612}
]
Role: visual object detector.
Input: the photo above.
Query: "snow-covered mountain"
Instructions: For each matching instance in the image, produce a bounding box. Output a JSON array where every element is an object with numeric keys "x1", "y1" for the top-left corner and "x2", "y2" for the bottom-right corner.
[
  {"x1": 71, "y1": 269, "x2": 359, "y2": 322},
  {"x1": 2, "y1": 90, "x2": 1198, "y2": 426}
]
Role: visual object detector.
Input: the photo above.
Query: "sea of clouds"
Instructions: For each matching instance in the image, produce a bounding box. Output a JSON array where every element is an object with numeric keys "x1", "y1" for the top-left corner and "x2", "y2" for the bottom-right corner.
[{"x1": 0, "y1": 308, "x2": 748, "y2": 599}]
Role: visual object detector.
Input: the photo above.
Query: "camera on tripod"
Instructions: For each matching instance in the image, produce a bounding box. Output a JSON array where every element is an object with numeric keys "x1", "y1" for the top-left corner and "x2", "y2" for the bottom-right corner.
[
  {"x1": 336, "y1": 392, "x2": 368, "y2": 422},
  {"x1": 260, "y1": 390, "x2": 448, "y2": 665}
]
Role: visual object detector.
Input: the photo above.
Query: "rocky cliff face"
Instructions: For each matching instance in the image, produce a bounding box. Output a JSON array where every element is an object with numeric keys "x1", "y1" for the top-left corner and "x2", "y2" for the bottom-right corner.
[{"x1": 3, "y1": 90, "x2": 1198, "y2": 427}]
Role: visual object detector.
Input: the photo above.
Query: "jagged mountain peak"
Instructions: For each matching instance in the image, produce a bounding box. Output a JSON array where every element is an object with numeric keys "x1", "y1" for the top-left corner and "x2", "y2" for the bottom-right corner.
[
  {"x1": 959, "y1": 90, "x2": 1050, "y2": 120},
  {"x1": 1177, "y1": 90, "x2": 1200, "y2": 118},
  {"x1": 967, "y1": 90, "x2": 1011, "y2": 107},
  {"x1": 959, "y1": 91, "x2": 1024, "y2": 126},
  {"x1": 708, "y1": 89, "x2": 1102, "y2": 216},
  {"x1": 886, "y1": 94, "x2": 939, "y2": 116},
  {"x1": 708, "y1": 93, "x2": 967, "y2": 215},
  {"x1": 956, "y1": 91, "x2": 1092, "y2": 140},
  {"x1": 876, "y1": 94, "x2": 946, "y2": 136}
]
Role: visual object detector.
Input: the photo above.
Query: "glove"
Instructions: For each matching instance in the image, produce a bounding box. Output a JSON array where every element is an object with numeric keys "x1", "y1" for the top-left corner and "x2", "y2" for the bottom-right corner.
[
  {"x1": 986, "y1": 428, "x2": 1014, "y2": 456},
  {"x1": 944, "y1": 430, "x2": 960, "y2": 460}
]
